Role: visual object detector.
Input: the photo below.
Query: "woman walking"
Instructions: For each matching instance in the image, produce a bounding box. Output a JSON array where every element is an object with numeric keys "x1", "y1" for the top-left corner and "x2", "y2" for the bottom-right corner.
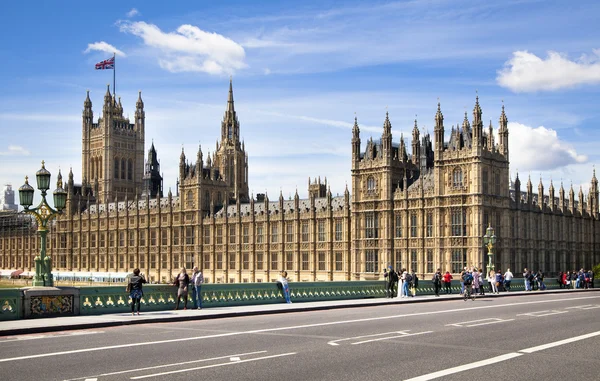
[
  {"x1": 127, "y1": 268, "x2": 146, "y2": 316},
  {"x1": 174, "y1": 268, "x2": 190, "y2": 310},
  {"x1": 442, "y1": 271, "x2": 453, "y2": 294},
  {"x1": 488, "y1": 270, "x2": 498, "y2": 294}
]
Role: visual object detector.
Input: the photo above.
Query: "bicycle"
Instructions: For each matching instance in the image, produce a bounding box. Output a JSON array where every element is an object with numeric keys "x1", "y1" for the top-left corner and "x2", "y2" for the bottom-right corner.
[{"x1": 463, "y1": 283, "x2": 475, "y2": 301}]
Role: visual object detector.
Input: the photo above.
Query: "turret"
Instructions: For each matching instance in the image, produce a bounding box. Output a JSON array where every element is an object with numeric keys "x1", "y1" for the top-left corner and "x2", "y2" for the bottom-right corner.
[
  {"x1": 578, "y1": 186, "x2": 585, "y2": 213},
  {"x1": 548, "y1": 179, "x2": 555, "y2": 211},
  {"x1": 382, "y1": 111, "x2": 392, "y2": 156},
  {"x1": 102, "y1": 84, "x2": 113, "y2": 116},
  {"x1": 196, "y1": 144, "x2": 203, "y2": 174},
  {"x1": 569, "y1": 183, "x2": 575, "y2": 212},
  {"x1": 498, "y1": 103, "x2": 509, "y2": 157},
  {"x1": 352, "y1": 116, "x2": 361, "y2": 163},
  {"x1": 411, "y1": 118, "x2": 420, "y2": 165},
  {"x1": 487, "y1": 120, "x2": 494, "y2": 151},
  {"x1": 434, "y1": 102, "x2": 444, "y2": 154},
  {"x1": 559, "y1": 181, "x2": 565, "y2": 211},
  {"x1": 538, "y1": 176, "x2": 544, "y2": 208},
  {"x1": 179, "y1": 147, "x2": 186, "y2": 180},
  {"x1": 135, "y1": 91, "x2": 145, "y2": 130},
  {"x1": 526, "y1": 175, "x2": 533, "y2": 206},
  {"x1": 399, "y1": 133, "x2": 408, "y2": 162},
  {"x1": 514, "y1": 172, "x2": 521, "y2": 208},
  {"x1": 472, "y1": 94, "x2": 483, "y2": 147},
  {"x1": 591, "y1": 168, "x2": 599, "y2": 218},
  {"x1": 83, "y1": 90, "x2": 93, "y2": 124}
]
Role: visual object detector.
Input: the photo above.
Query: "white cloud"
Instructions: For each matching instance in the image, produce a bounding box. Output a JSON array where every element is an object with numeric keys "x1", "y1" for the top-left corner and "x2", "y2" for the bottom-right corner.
[
  {"x1": 119, "y1": 21, "x2": 246, "y2": 75},
  {"x1": 84, "y1": 41, "x2": 126, "y2": 57},
  {"x1": 126, "y1": 8, "x2": 139, "y2": 18},
  {"x1": 497, "y1": 50, "x2": 600, "y2": 92},
  {"x1": 0, "y1": 145, "x2": 30, "y2": 156},
  {"x1": 508, "y1": 122, "x2": 587, "y2": 172}
]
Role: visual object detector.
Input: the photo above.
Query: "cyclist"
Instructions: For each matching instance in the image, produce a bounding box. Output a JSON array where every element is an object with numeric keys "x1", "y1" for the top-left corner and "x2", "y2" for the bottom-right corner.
[{"x1": 462, "y1": 270, "x2": 475, "y2": 301}]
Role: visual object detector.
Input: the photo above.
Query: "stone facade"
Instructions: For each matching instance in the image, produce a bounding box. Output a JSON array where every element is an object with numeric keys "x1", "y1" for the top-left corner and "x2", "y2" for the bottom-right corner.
[{"x1": 0, "y1": 83, "x2": 598, "y2": 283}]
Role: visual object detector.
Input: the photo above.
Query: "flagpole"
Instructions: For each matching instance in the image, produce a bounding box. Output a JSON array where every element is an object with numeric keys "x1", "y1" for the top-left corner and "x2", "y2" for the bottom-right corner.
[{"x1": 113, "y1": 52, "x2": 116, "y2": 100}]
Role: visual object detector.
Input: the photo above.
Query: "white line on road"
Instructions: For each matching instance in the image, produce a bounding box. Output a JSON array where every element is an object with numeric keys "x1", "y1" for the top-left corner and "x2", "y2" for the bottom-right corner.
[
  {"x1": 516, "y1": 310, "x2": 568, "y2": 317},
  {"x1": 2, "y1": 294, "x2": 598, "y2": 363},
  {"x1": 84, "y1": 379, "x2": 97, "y2": 381},
  {"x1": 564, "y1": 304, "x2": 600, "y2": 310},
  {"x1": 63, "y1": 351, "x2": 268, "y2": 381},
  {"x1": 404, "y1": 353, "x2": 524, "y2": 381},
  {"x1": 519, "y1": 330, "x2": 600, "y2": 353},
  {"x1": 0, "y1": 331, "x2": 103, "y2": 342},
  {"x1": 328, "y1": 331, "x2": 410, "y2": 346},
  {"x1": 129, "y1": 352, "x2": 297, "y2": 379},
  {"x1": 351, "y1": 330, "x2": 433, "y2": 345},
  {"x1": 406, "y1": 330, "x2": 600, "y2": 380},
  {"x1": 446, "y1": 318, "x2": 514, "y2": 327}
]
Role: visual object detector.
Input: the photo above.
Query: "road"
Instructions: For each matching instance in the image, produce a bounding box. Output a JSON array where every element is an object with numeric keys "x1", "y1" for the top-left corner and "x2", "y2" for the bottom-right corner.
[{"x1": 0, "y1": 293, "x2": 599, "y2": 381}]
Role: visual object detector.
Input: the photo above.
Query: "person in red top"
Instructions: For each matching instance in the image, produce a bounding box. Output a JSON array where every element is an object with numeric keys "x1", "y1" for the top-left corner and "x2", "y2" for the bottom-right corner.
[{"x1": 442, "y1": 271, "x2": 453, "y2": 294}]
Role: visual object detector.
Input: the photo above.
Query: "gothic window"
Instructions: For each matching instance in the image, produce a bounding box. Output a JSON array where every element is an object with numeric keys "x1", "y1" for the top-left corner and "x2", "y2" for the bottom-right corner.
[
  {"x1": 99, "y1": 157, "x2": 102, "y2": 179},
  {"x1": 335, "y1": 220, "x2": 343, "y2": 241},
  {"x1": 426, "y1": 250, "x2": 434, "y2": 273},
  {"x1": 482, "y1": 169, "x2": 489, "y2": 194},
  {"x1": 301, "y1": 252, "x2": 309, "y2": 270},
  {"x1": 256, "y1": 224, "x2": 263, "y2": 243},
  {"x1": 410, "y1": 250, "x2": 418, "y2": 273},
  {"x1": 367, "y1": 176, "x2": 375, "y2": 192},
  {"x1": 365, "y1": 249, "x2": 378, "y2": 273},
  {"x1": 318, "y1": 252, "x2": 326, "y2": 271},
  {"x1": 301, "y1": 223, "x2": 309, "y2": 242},
  {"x1": 286, "y1": 223, "x2": 294, "y2": 242},
  {"x1": 127, "y1": 159, "x2": 133, "y2": 180},
  {"x1": 452, "y1": 168, "x2": 463, "y2": 187},
  {"x1": 495, "y1": 173, "x2": 501, "y2": 196},
  {"x1": 365, "y1": 212, "x2": 378, "y2": 239},
  {"x1": 286, "y1": 252, "x2": 294, "y2": 270},
  {"x1": 204, "y1": 191, "x2": 210, "y2": 210},
  {"x1": 243, "y1": 224, "x2": 249, "y2": 244},
  {"x1": 229, "y1": 158, "x2": 234, "y2": 185},
  {"x1": 451, "y1": 249, "x2": 466, "y2": 273},
  {"x1": 121, "y1": 159, "x2": 126, "y2": 180},
  {"x1": 114, "y1": 158, "x2": 119, "y2": 179},
  {"x1": 216, "y1": 227, "x2": 222, "y2": 244},
  {"x1": 186, "y1": 191, "x2": 193, "y2": 209},
  {"x1": 217, "y1": 192, "x2": 222, "y2": 206},
  {"x1": 335, "y1": 252, "x2": 343, "y2": 271},
  {"x1": 318, "y1": 220, "x2": 326, "y2": 241},
  {"x1": 395, "y1": 215, "x2": 402, "y2": 238},
  {"x1": 228, "y1": 125, "x2": 233, "y2": 140},
  {"x1": 452, "y1": 210, "x2": 466, "y2": 236},
  {"x1": 229, "y1": 225, "x2": 236, "y2": 244},
  {"x1": 426, "y1": 213, "x2": 433, "y2": 237},
  {"x1": 410, "y1": 213, "x2": 417, "y2": 237},
  {"x1": 271, "y1": 252, "x2": 278, "y2": 270},
  {"x1": 256, "y1": 252, "x2": 263, "y2": 270},
  {"x1": 271, "y1": 225, "x2": 278, "y2": 243}
]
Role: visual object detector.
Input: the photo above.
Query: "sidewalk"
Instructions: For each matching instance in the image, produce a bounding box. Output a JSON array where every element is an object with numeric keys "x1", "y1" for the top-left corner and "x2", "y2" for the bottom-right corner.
[{"x1": 0, "y1": 288, "x2": 597, "y2": 337}]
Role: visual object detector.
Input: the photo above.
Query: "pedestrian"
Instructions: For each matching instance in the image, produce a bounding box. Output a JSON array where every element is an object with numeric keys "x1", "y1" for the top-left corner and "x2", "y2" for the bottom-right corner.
[
  {"x1": 489, "y1": 270, "x2": 498, "y2": 294},
  {"x1": 460, "y1": 267, "x2": 467, "y2": 294},
  {"x1": 401, "y1": 269, "x2": 409, "y2": 298},
  {"x1": 410, "y1": 271, "x2": 418, "y2": 297},
  {"x1": 126, "y1": 268, "x2": 146, "y2": 316},
  {"x1": 523, "y1": 268, "x2": 531, "y2": 291},
  {"x1": 173, "y1": 268, "x2": 190, "y2": 310},
  {"x1": 432, "y1": 269, "x2": 442, "y2": 297},
  {"x1": 190, "y1": 266, "x2": 204, "y2": 309},
  {"x1": 389, "y1": 267, "x2": 399, "y2": 298},
  {"x1": 442, "y1": 271, "x2": 453, "y2": 294},
  {"x1": 504, "y1": 268, "x2": 513, "y2": 291},
  {"x1": 279, "y1": 271, "x2": 292, "y2": 303},
  {"x1": 472, "y1": 268, "x2": 480, "y2": 295},
  {"x1": 478, "y1": 269, "x2": 485, "y2": 296},
  {"x1": 536, "y1": 270, "x2": 546, "y2": 290}
]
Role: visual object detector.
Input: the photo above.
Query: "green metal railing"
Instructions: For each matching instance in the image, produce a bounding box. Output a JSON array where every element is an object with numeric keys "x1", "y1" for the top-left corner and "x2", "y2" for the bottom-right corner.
[{"x1": 0, "y1": 278, "x2": 578, "y2": 320}]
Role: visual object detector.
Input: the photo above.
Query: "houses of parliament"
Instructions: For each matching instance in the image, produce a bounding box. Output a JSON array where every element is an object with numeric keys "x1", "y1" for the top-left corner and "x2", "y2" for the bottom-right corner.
[{"x1": 0, "y1": 80, "x2": 598, "y2": 283}]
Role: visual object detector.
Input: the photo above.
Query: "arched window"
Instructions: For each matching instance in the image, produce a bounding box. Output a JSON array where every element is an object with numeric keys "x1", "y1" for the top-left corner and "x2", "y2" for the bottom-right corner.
[
  {"x1": 121, "y1": 159, "x2": 126, "y2": 180},
  {"x1": 204, "y1": 190, "x2": 210, "y2": 210},
  {"x1": 367, "y1": 176, "x2": 375, "y2": 191},
  {"x1": 98, "y1": 157, "x2": 102, "y2": 179},
  {"x1": 91, "y1": 158, "x2": 96, "y2": 180},
  {"x1": 128, "y1": 159, "x2": 133, "y2": 180},
  {"x1": 228, "y1": 125, "x2": 233, "y2": 140},
  {"x1": 453, "y1": 168, "x2": 463, "y2": 187},
  {"x1": 186, "y1": 191, "x2": 193, "y2": 208},
  {"x1": 114, "y1": 158, "x2": 119, "y2": 179}
]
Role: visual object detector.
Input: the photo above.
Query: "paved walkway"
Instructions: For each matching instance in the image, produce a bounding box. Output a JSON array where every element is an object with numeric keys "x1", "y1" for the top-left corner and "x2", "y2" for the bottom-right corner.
[{"x1": 1, "y1": 288, "x2": 597, "y2": 337}]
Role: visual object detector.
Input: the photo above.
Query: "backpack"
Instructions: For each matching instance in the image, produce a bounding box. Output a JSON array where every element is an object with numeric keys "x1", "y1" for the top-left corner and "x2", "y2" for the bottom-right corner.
[
  {"x1": 391, "y1": 271, "x2": 399, "y2": 282},
  {"x1": 432, "y1": 273, "x2": 440, "y2": 284},
  {"x1": 462, "y1": 272, "x2": 473, "y2": 284},
  {"x1": 413, "y1": 275, "x2": 419, "y2": 287},
  {"x1": 406, "y1": 273, "x2": 413, "y2": 284}
]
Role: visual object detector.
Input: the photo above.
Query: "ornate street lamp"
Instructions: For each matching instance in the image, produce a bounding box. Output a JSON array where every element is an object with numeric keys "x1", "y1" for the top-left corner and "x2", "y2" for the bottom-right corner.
[
  {"x1": 483, "y1": 224, "x2": 497, "y2": 275},
  {"x1": 19, "y1": 161, "x2": 66, "y2": 287}
]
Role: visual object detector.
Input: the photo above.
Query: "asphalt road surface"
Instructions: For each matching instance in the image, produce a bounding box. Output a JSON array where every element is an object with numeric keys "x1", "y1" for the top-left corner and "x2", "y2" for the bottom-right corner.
[{"x1": 1, "y1": 293, "x2": 599, "y2": 381}]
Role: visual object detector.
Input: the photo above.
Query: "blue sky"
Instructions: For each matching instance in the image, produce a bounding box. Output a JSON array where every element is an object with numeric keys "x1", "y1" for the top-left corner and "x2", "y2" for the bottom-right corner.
[{"x1": 1, "y1": 0, "x2": 600, "y2": 206}]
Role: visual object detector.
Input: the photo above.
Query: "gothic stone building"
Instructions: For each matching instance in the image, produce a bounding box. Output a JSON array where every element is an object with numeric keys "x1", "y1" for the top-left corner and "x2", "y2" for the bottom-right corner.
[{"x1": 1, "y1": 83, "x2": 598, "y2": 283}]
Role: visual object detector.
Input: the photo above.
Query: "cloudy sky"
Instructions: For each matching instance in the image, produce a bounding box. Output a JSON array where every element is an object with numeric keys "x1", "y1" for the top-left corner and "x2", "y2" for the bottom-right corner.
[{"x1": 1, "y1": 0, "x2": 599, "y2": 206}]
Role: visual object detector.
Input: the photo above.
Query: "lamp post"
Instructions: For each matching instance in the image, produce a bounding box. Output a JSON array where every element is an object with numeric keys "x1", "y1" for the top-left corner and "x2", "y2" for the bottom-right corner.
[
  {"x1": 19, "y1": 161, "x2": 67, "y2": 287},
  {"x1": 483, "y1": 224, "x2": 497, "y2": 276}
]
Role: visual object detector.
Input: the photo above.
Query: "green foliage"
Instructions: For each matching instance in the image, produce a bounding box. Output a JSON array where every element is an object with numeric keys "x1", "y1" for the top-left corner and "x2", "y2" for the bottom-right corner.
[{"x1": 593, "y1": 264, "x2": 600, "y2": 279}]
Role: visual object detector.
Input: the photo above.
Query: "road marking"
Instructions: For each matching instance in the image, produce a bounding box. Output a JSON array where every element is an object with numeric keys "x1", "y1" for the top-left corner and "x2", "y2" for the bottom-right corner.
[
  {"x1": 84, "y1": 379, "x2": 97, "y2": 381},
  {"x1": 519, "y1": 330, "x2": 600, "y2": 354},
  {"x1": 0, "y1": 331, "x2": 103, "y2": 342},
  {"x1": 564, "y1": 304, "x2": 600, "y2": 310},
  {"x1": 328, "y1": 331, "x2": 410, "y2": 346},
  {"x1": 351, "y1": 330, "x2": 433, "y2": 345},
  {"x1": 129, "y1": 352, "x2": 297, "y2": 379},
  {"x1": 63, "y1": 351, "x2": 267, "y2": 381},
  {"x1": 406, "y1": 330, "x2": 600, "y2": 380},
  {"x1": 230, "y1": 357, "x2": 240, "y2": 361},
  {"x1": 2, "y1": 295, "x2": 598, "y2": 363},
  {"x1": 446, "y1": 318, "x2": 514, "y2": 327},
  {"x1": 405, "y1": 353, "x2": 524, "y2": 381},
  {"x1": 516, "y1": 310, "x2": 568, "y2": 317}
]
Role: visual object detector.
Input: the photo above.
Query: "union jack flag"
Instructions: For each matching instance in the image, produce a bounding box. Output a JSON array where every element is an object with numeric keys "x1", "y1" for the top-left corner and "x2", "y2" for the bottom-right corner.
[{"x1": 95, "y1": 57, "x2": 115, "y2": 70}]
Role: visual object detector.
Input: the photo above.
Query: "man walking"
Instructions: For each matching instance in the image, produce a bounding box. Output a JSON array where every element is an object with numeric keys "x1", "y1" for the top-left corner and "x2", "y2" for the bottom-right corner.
[
  {"x1": 191, "y1": 266, "x2": 204, "y2": 310},
  {"x1": 504, "y1": 268, "x2": 513, "y2": 291},
  {"x1": 432, "y1": 269, "x2": 442, "y2": 297}
]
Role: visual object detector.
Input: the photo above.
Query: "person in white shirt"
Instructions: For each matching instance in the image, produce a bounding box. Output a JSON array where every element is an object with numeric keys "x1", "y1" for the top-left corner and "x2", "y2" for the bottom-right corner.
[
  {"x1": 279, "y1": 271, "x2": 292, "y2": 303},
  {"x1": 503, "y1": 268, "x2": 514, "y2": 291},
  {"x1": 190, "y1": 266, "x2": 204, "y2": 310}
]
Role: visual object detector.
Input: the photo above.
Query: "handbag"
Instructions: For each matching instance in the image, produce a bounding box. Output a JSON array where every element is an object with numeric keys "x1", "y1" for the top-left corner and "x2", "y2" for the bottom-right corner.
[{"x1": 126, "y1": 280, "x2": 132, "y2": 293}]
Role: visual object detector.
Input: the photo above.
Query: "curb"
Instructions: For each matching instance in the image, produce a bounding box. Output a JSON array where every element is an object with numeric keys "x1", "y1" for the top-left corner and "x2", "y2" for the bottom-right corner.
[{"x1": 1, "y1": 288, "x2": 597, "y2": 337}]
